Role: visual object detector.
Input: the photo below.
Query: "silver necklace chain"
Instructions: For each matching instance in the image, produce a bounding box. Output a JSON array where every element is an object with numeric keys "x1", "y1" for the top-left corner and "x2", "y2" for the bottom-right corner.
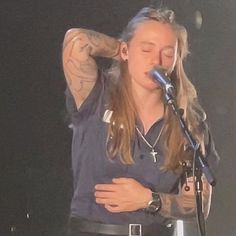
[{"x1": 136, "y1": 125, "x2": 164, "y2": 163}]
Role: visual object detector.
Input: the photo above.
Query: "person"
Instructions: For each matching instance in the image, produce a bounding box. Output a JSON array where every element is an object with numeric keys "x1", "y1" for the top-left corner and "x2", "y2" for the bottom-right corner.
[{"x1": 62, "y1": 6, "x2": 219, "y2": 236}]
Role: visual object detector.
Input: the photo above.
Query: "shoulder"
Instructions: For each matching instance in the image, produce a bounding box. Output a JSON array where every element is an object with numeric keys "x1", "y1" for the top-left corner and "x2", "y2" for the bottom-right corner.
[{"x1": 65, "y1": 71, "x2": 112, "y2": 122}]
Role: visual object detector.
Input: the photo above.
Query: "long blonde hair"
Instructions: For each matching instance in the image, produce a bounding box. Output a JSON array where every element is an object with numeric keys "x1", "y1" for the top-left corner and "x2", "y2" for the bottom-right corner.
[{"x1": 106, "y1": 7, "x2": 206, "y2": 170}]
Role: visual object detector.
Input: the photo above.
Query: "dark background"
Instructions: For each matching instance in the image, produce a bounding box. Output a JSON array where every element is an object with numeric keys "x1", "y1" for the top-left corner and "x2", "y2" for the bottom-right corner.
[{"x1": 1, "y1": 0, "x2": 236, "y2": 235}]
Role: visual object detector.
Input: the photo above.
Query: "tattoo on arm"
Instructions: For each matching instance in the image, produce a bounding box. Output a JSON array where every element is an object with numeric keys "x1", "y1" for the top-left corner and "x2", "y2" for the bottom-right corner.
[
  {"x1": 159, "y1": 176, "x2": 212, "y2": 219},
  {"x1": 159, "y1": 193, "x2": 196, "y2": 219},
  {"x1": 63, "y1": 29, "x2": 120, "y2": 58},
  {"x1": 62, "y1": 28, "x2": 120, "y2": 108},
  {"x1": 80, "y1": 29, "x2": 120, "y2": 58}
]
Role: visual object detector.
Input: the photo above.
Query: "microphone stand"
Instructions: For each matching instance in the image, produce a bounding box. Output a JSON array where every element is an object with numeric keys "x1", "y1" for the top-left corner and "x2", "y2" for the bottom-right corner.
[{"x1": 163, "y1": 92, "x2": 216, "y2": 236}]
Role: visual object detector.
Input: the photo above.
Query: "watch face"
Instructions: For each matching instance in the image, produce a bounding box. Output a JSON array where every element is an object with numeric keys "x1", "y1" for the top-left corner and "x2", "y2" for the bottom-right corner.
[
  {"x1": 148, "y1": 201, "x2": 160, "y2": 213},
  {"x1": 147, "y1": 192, "x2": 162, "y2": 213},
  {"x1": 148, "y1": 202, "x2": 159, "y2": 213}
]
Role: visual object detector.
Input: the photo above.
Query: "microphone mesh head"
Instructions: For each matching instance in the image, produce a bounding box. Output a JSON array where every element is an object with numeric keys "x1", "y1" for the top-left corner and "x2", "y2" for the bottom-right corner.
[
  {"x1": 150, "y1": 66, "x2": 170, "y2": 78},
  {"x1": 149, "y1": 66, "x2": 169, "y2": 80}
]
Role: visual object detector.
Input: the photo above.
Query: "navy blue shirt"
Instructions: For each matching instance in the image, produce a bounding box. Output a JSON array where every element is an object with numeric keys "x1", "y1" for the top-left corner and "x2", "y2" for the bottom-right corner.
[{"x1": 65, "y1": 72, "x2": 219, "y2": 225}]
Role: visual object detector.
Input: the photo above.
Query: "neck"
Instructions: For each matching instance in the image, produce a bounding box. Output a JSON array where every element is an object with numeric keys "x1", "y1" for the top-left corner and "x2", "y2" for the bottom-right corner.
[{"x1": 133, "y1": 88, "x2": 165, "y2": 134}]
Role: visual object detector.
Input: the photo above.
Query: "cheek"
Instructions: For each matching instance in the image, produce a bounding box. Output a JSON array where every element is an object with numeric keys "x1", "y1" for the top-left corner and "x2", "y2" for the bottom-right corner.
[
  {"x1": 128, "y1": 53, "x2": 146, "y2": 74},
  {"x1": 162, "y1": 57, "x2": 177, "y2": 70},
  {"x1": 128, "y1": 60, "x2": 145, "y2": 80}
]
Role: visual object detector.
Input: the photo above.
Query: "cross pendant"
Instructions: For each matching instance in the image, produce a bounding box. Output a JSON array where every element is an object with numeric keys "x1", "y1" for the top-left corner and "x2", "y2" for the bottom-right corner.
[{"x1": 150, "y1": 149, "x2": 158, "y2": 163}]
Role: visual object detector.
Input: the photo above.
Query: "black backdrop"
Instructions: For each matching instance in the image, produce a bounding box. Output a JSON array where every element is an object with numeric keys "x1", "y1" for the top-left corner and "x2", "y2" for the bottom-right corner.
[{"x1": 1, "y1": 0, "x2": 236, "y2": 235}]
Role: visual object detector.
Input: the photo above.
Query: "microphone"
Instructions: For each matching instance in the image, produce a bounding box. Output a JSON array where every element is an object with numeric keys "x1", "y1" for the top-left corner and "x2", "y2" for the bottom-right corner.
[{"x1": 149, "y1": 67, "x2": 175, "y2": 98}]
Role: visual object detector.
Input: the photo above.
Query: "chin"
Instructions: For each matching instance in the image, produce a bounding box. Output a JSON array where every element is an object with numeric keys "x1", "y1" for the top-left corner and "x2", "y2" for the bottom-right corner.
[
  {"x1": 144, "y1": 84, "x2": 161, "y2": 92},
  {"x1": 147, "y1": 80, "x2": 161, "y2": 90}
]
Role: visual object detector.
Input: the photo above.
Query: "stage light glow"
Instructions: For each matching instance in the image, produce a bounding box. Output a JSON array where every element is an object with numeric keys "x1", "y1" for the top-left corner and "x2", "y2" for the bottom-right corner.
[{"x1": 195, "y1": 10, "x2": 203, "y2": 30}]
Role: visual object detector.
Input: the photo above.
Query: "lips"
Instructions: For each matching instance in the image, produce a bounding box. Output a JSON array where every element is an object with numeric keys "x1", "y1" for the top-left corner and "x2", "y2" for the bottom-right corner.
[
  {"x1": 144, "y1": 72, "x2": 162, "y2": 88},
  {"x1": 145, "y1": 71, "x2": 152, "y2": 77},
  {"x1": 145, "y1": 71, "x2": 154, "y2": 80}
]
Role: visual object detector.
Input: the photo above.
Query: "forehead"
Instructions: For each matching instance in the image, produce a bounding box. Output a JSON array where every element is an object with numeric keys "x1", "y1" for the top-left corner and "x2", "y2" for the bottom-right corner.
[{"x1": 131, "y1": 20, "x2": 177, "y2": 46}]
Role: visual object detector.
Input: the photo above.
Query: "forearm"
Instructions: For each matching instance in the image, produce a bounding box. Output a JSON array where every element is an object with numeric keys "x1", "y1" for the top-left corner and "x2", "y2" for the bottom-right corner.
[
  {"x1": 63, "y1": 28, "x2": 120, "y2": 59},
  {"x1": 159, "y1": 192, "x2": 196, "y2": 219},
  {"x1": 159, "y1": 176, "x2": 212, "y2": 220}
]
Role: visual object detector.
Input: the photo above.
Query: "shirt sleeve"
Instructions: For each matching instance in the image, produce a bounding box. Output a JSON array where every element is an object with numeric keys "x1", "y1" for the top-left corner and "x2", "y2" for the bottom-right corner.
[
  {"x1": 64, "y1": 71, "x2": 107, "y2": 125},
  {"x1": 203, "y1": 122, "x2": 220, "y2": 179}
]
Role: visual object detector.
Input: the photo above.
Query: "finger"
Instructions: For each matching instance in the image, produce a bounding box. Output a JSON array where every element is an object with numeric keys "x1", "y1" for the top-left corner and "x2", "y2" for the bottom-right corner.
[
  {"x1": 104, "y1": 204, "x2": 122, "y2": 213},
  {"x1": 95, "y1": 197, "x2": 118, "y2": 205},
  {"x1": 182, "y1": 199, "x2": 195, "y2": 208},
  {"x1": 95, "y1": 184, "x2": 117, "y2": 191},
  {"x1": 112, "y1": 177, "x2": 133, "y2": 184},
  {"x1": 95, "y1": 191, "x2": 116, "y2": 199},
  {"x1": 181, "y1": 195, "x2": 196, "y2": 207}
]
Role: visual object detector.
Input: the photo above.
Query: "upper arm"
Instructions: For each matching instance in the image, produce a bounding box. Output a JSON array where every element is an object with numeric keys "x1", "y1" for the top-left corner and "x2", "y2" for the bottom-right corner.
[{"x1": 62, "y1": 28, "x2": 98, "y2": 109}]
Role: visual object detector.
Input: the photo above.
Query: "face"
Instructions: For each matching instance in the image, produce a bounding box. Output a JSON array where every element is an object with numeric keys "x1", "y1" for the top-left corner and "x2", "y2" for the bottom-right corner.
[{"x1": 121, "y1": 20, "x2": 178, "y2": 92}]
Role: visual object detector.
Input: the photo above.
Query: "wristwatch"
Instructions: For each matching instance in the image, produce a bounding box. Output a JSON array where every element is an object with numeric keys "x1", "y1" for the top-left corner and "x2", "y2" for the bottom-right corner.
[{"x1": 146, "y1": 192, "x2": 162, "y2": 213}]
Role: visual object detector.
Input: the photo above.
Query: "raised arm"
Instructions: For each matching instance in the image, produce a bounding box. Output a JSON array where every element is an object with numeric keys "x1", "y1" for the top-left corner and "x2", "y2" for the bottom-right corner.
[{"x1": 62, "y1": 28, "x2": 120, "y2": 109}]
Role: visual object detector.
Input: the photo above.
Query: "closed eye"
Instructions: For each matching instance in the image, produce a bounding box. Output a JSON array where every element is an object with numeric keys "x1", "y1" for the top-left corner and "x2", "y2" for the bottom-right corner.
[
  {"x1": 140, "y1": 42, "x2": 154, "y2": 53},
  {"x1": 163, "y1": 53, "x2": 174, "y2": 58},
  {"x1": 162, "y1": 48, "x2": 175, "y2": 58},
  {"x1": 142, "y1": 49, "x2": 152, "y2": 53}
]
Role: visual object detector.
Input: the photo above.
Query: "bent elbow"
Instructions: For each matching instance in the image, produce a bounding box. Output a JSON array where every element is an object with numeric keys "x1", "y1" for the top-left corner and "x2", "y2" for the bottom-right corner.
[{"x1": 63, "y1": 28, "x2": 84, "y2": 50}]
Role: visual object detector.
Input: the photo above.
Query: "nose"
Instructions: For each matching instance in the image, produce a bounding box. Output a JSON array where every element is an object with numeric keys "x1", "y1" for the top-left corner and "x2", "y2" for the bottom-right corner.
[{"x1": 151, "y1": 52, "x2": 163, "y2": 67}]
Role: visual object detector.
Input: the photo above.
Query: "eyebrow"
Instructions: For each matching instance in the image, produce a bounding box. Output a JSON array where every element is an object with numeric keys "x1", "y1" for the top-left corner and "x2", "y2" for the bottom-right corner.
[
  {"x1": 140, "y1": 41, "x2": 155, "y2": 46},
  {"x1": 140, "y1": 41, "x2": 175, "y2": 50}
]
